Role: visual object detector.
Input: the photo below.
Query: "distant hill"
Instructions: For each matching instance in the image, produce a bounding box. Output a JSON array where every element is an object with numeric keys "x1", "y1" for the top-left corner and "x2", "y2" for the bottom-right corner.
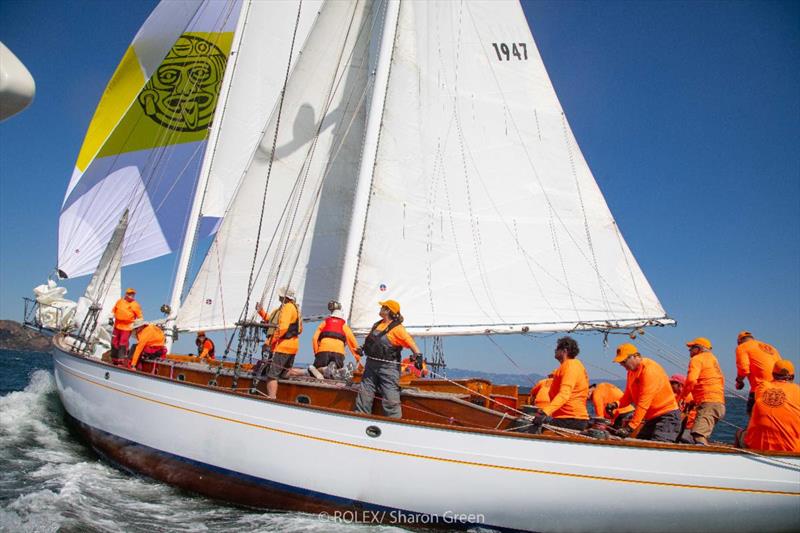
[
  {"x1": 0, "y1": 320, "x2": 52, "y2": 353},
  {"x1": 443, "y1": 366, "x2": 627, "y2": 390}
]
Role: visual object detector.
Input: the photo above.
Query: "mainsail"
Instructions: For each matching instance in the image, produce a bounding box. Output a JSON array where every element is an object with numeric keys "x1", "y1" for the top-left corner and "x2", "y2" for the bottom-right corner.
[{"x1": 177, "y1": 0, "x2": 672, "y2": 336}]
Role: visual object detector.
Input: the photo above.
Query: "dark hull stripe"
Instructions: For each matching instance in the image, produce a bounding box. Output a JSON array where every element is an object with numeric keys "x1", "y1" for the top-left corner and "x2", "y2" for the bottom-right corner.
[{"x1": 65, "y1": 413, "x2": 526, "y2": 532}]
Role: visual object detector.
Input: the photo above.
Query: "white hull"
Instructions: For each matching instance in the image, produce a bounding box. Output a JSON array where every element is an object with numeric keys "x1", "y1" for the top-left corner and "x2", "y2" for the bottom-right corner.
[{"x1": 52, "y1": 340, "x2": 799, "y2": 532}]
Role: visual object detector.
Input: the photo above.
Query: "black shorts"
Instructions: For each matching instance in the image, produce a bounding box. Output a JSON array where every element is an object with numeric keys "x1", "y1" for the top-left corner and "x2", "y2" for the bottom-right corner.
[
  {"x1": 313, "y1": 351, "x2": 344, "y2": 369},
  {"x1": 747, "y1": 391, "x2": 755, "y2": 415},
  {"x1": 549, "y1": 418, "x2": 589, "y2": 431},
  {"x1": 266, "y1": 352, "x2": 295, "y2": 379}
]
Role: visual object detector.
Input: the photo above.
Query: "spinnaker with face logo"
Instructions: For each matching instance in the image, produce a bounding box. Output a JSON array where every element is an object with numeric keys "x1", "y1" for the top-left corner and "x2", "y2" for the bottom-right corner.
[{"x1": 33, "y1": 1, "x2": 799, "y2": 531}]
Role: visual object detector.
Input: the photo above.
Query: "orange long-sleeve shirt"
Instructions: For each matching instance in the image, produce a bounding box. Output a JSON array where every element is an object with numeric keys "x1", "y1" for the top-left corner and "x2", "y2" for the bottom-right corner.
[
  {"x1": 619, "y1": 358, "x2": 679, "y2": 429},
  {"x1": 258, "y1": 303, "x2": 301, "y2": 355},
  {"x1": 736, "y1": 339, "x2": 781, "y2": 390},
  {"x1": 312, "y1": 320, "x2": 360, "y2": 359},
  {"x1": 541, "y1": 359, "x2": 589, "y2": 419},
  {"x1": 529, "y1": 377, "x2": 554, "y2": 408},
  {"x1": 130, "y1": 325, "x2": 165, "y2": 367},
  {"x1": 591, "y1": 382, "x2": 634, "y2": 422},
  {"x1": 744, "y1": 380, "x2": 800, "y2": 452},
  {"x1": 112, "y1": 298, "x2": 142, "y2": 331},
  {"x1": 681, "y1": 351, "x2": 725, "y2": 404},
  {"x1": 373, "y1": 319, "x2": 421, "y2": 354}
]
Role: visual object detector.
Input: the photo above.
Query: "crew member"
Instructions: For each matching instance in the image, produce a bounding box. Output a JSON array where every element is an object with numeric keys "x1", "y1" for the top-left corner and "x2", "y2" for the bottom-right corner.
[
  {"x1": 588, "y1": 382, "x2": 633, "y2": 428},
  {"x1": 196, "y1": 331, "x2": 215, "y2": 360},
  {"x1": 111, "y1": 288, "x2": 143, "y2": 364},
  {"x1": 607, "y1": 343, "x2": 681, "y2": 441},
  {"x1": 129, "y1": 320, "x2": 167, "y2": 368},
  {"x1": 308, "y1": 300, "x2": 361, "y2": 379},
  {"x1": 401, "y1": 353, "x2": 428, "y2": 379},
  {"x1": 679, "y1": 337, "x2": 725, "y2": 445},
  {"x1": 735, "y1": 330, "x2": 781, "y2": 414},
  {"x1": 533, "y1": 337, "x2": 590, "y2": 431},
  {"x1": 529, "y1": 375, "x2": 554, "y2": 408},
  {"x1": 256, "y1": 287, "x2": 302, "y2": 399},
  {"x1": 669, "y1": 374, "x2": 696, "y2": 443},
  {"x1": 739, "y1": 359, "x2": 800, "y2": 452},
  {"x1": 354, "y1": 300, "x2": 421, "y2": 419}
]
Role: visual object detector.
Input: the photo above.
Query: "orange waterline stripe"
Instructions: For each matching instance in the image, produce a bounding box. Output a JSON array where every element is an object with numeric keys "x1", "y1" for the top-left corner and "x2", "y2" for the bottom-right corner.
[{"x1": 58, "y1": 362, "x2": 799, "y2": 497}]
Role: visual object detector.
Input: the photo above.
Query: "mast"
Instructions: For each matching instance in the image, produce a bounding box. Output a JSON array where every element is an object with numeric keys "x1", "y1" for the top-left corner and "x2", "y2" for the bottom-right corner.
[
  {"x1": 165, "y1": 0, "x2": 251, "y2": 348},
  {"x1": 337, "y1": 0, "x2": 401, "y2": 318}
]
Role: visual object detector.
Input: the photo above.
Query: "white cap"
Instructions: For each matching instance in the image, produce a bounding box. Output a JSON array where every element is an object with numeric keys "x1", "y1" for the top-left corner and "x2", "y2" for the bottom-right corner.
[
  {"x1": 278, "y1": 287, "x2": 295, "y2": 300},
  {"x1": 132, "y1": 318, "x2": 147, "y2": 329},
  {"x1": 330, "y1": 309, "x2": 344, "y2": 319}
]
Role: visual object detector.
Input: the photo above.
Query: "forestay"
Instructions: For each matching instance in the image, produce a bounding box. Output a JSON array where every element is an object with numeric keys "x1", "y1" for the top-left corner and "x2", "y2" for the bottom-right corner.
[
  {"x1": 347, "y1": 0, "x2": 670, "y2": 335},
  {"x1": 177, "y1": 0, "x2": 377, "y2": 332}
]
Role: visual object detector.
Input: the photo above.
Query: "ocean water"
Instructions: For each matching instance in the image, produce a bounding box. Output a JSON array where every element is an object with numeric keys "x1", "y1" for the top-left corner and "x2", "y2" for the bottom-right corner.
[{"x1": 0, "y1": 349, "x2": 748, "y2": 532}]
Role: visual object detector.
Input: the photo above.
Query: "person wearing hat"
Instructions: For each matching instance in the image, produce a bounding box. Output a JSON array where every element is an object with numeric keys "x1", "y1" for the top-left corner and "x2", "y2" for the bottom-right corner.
[
  {"x1": 738, "y1": 359, "x2": 800, "y2": 452},
  {"x1": 306, "y1": 300, "x2": 361, "y2": 379},
  {"x1": 735, "y1": 331, "x2": 781, "y2": 415},
  {"x1": 256, "y1": 287, "x2": 303, "y2": 399},
  {"x1": 110, "y1": 288, "x2": 143, "y2": 364},
  {"x1": 129, "y1": 319, "x2": 167, "y2": 368},
  {"x1": 532, "y1": 336, "x2": 590, "y2": 431},
  {"x1": 677, "y1": 338, "x2": 725, "y2": 445},
  {"x1": 669, "y1": 374, "x2": 696, "y2": 444},
  {"x1": 606, "y1": 343, "x2": 681, "y2": 441},
  {"x1": 354, "y1": 299, "x2": 421, "y2": 418},
  {"x1": 196, "y1": 331, "x2": 215, "y2": 361},
  {"x1": 588, "y1": 382, "x2": 634, "y2": 428}
]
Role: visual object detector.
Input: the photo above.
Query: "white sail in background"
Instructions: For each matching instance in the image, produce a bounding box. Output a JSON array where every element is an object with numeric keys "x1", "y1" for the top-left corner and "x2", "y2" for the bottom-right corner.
[
  {"x1": 75, "y1": 210, "x2": 129, "y2": 329},
  {"x1": 348, "y1": 0, "x2": 669, "y2": 334},
  {"x1": 177, "y1": 0, "x2": 376, "y2": 332}
]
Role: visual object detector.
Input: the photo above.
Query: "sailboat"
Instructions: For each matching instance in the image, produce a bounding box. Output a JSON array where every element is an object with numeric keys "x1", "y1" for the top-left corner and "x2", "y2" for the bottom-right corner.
[{"x1": 44, "y1": 0, "x2": 799, "y2": 531}]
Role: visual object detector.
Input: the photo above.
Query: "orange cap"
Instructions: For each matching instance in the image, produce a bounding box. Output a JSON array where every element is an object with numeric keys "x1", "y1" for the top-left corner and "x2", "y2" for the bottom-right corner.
[
  {"x1": 125, "y1": 288, "x2": 136, "y2": 294},
  {"x1": 737, "y1": 330, "x2": 753, "y2": 342},
  {"x1": 686, "y1": 337, "x2": 712, "y2": 350},
  {"x1": 772, "y1": 359, "x2": 795, "y2": 376},
  {"x1": 613, "y1": 343, "x2": 640, "y2": 363},
  {"x1": 379, "y1": 300, "x2": 401, "y2": 314}
]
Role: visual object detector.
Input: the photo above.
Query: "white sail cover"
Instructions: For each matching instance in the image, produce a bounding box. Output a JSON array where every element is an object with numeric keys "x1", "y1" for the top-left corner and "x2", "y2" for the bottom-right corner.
[
  {"x1": 177, "y1": 0, "x2": 375, "y2": 331},
  {"x1": 348, "y1": 0, "x2": 670, "y2": 335}
]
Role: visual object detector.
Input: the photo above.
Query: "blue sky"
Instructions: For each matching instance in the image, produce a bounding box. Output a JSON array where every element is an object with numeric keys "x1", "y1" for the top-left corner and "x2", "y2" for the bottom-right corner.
[{"x1": 1, "y1": 0, "x2": 797, "y2": 384}]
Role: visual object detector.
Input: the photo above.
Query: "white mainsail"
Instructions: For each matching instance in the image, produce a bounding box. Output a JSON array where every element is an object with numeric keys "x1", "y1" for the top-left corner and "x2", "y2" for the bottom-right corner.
[
  {"x1": 346, "y1": 0, "x2": 670, "y2": 334},
  {"x1": 177, "y1": 0, "x2": 376, "y2": 331}
]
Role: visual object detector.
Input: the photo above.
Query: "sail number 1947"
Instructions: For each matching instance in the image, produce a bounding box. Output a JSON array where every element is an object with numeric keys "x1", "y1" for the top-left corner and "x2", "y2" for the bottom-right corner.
[{"x1": 491, "y1": 42, "x2": 528, "y2": 61}]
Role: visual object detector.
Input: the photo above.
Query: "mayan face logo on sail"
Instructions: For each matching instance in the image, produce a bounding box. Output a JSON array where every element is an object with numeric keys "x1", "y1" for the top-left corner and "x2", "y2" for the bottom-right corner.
[{"x1": 138, "y1": 35, "x2": 226, "y2": 132}]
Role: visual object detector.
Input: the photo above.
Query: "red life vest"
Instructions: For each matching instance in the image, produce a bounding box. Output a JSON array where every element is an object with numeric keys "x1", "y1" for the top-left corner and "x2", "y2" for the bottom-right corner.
[{"x1": 319, "y1": 316, "x2": 346, "y2": 343}]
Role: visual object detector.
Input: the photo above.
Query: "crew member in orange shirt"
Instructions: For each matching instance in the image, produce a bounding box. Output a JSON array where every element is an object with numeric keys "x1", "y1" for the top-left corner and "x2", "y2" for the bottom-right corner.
[
  {"x1": 401, "y1": 354, "x2": 429, "y2": 379},
  {"x1": 256, "y1": 287, "x2": 302, "y2": 399},
  {"x1": 740, "y1": 359, "x2": 800, "y2": 453},
  {"x1": 679, "y1": 337, "x2": 726, "y2": 445},
  {"x1": 529, "y1": 375, "x2": 554, "y2": 408},
  {"x1": 196, "y1": 331, "x2": 215, "y2": 360},
  {"x1": 111, "y1": 288, "x2": 143, "y2": 364},
  {"x1": 307, "y1": 300, "x2": 361, "y2": 379},
  {"x1": 533, "y1": 336, "x2": 590, "y2": 431},
  {"x1": 355, "y1": 300, "x2": 421, "y2": 418},
  {"x1": 607, "y1": 343, "x2": 681, "y2": 441},
  {"x1": 669, "y1": 374, "x2": 696, "y2": 443},
  {"x1": 735, "y1": 330, "x2": 781, "y2": 414},
  {"x1": 588, "y1": 382, "x2": 634, "y2": 427},
  {"x1": 129, "y1": 320, "x2": 167, "y2": 368}
]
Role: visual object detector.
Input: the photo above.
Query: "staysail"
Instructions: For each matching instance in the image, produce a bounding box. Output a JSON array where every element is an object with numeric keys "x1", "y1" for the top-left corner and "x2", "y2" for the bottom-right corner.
[{"x1": 177, "y1": 0, "x2": 377, "y2": 332}]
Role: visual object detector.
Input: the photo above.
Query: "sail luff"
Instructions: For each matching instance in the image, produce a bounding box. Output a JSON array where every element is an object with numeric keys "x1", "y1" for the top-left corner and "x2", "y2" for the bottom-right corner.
[
  {"x1": 164, "y1": 0, "x2": 250, "y2": 347},
  {"x1": 337, "y1": 0, "x2": 401, "y2": 319}
]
